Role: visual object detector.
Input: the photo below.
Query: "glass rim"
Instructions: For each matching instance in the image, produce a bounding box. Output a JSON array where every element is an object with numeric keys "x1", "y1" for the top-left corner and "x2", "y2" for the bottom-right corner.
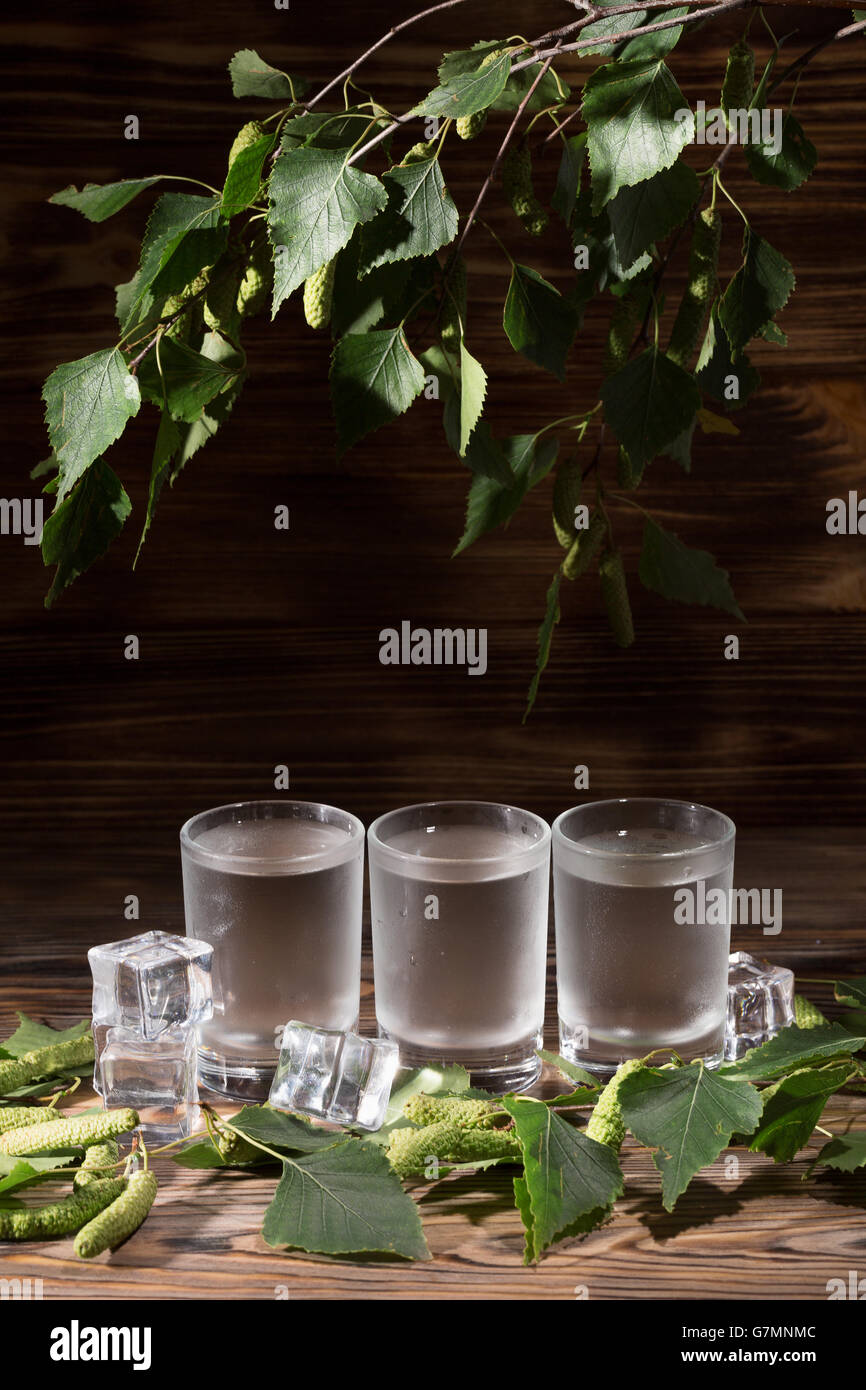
[
  {"x1": 367, "y1": 799, "x2": 551, "y2": 867},
  {"x1": 552, "y1": 797, "x2": 735, "y2": 860},
  {"x1": 179, "y1": 799, "x2": 365, "y2": 867}
]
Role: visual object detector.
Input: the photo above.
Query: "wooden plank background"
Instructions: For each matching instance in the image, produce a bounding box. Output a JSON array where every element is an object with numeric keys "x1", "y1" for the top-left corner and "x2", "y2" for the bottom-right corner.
[{"x1": 1, "y1": 0, "x2": 864, "y2": 1299}]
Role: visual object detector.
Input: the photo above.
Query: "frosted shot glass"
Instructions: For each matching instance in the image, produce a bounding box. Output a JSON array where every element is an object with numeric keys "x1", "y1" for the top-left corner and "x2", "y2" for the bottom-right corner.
[
  {"x1": 180, "y1": 800, "x2": 365, "y2": 1101},
  {"x1": 553, "y1": 798, "x2": 736, "y2": 1077},
  {"x1": 368, "y1": 801, "x2": 551, "y2": 1093}
]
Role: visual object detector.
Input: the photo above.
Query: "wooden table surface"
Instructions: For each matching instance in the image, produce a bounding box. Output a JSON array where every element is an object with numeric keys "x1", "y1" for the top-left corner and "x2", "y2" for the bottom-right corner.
[{"x1": 2, "y1": 830, "x2": 864, "y2": 1301}]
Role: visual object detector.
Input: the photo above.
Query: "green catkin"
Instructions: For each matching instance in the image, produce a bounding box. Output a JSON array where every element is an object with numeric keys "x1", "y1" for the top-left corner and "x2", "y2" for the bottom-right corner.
[
  {"x1": 74, "y1": 1169, "x2": 158, "y2": 1259},
  {"x1": 603, "y1": 295, "x2": 636, "y2": 376},
  {"x1": 562, "y1": 510, "x2": 607, "y2": 581},
  {"x1": 236, "y1": 237, "x2": 272, "y2": 319},
  {"x1": 440, "y1": 255, "x2": 467, "y2": 352},
  {"x1": 585, "y1": 1058, "x2": 645, "y2": 1153},
  {"x1": 552, "y1": 454, "x2": 583, "y2": 551},
  {"x1": 402, "y1": 1095, "x2": 500, "y2": 1130},
  {"x1": 211, "y1": 1120, "x2": 261, "y2": 1166},
  {"x1": 73, "y1": 1139, "x2": 120, "y2": 1190},
  {"x1": 456, "y1": 110, "x2": 487, "y2": 141},
  {"x1": 0, "y1": 1034, "x2": 95, "y2": 1098},
  {"x1": 451, "y1": 1126, "x2": 522, "y2": 1164},
  {"x1": 0, "y1": 1177, "x2": 126, "y2": 1242},
  {"x1": 228, "y1": 120, "x2": 266, "y2": 169},
  {"x1": 721, "y1": 39, "x2": 756, "y2": 123},
  {"x1": 399, "y1": 140, "x2": 436, "y2": 166},
  {"x1": 616, "y1": 446, "x2": 639, "y2": 492},
  {"x1": 0, "y1": 1107, "x2": 139, "y2": 1157},
  {"x1": 386, "y1": 1121, "x2": 463, "y2": 1177},
  {"x1": 204, "y1": 264, "x2": 243, "y2": 333},
  {"x1": 0, "y1": 1106, "x2": 64, "y2": 1135},
  {"x1": 303, "y1": 258, "x2": 337, "y2": 330},
  {"x1": 502, "y1": 144, "x2": 548, "y2": 238},
  {"x1": 794, "y1": 995, "x2": 828, "y2": 1029},
  {"x1": 667, "y1": 208, "x2": 722, "y2": 369},
  {"x1": 599, "y1": 549, "x2": 635, "y2": 648}
]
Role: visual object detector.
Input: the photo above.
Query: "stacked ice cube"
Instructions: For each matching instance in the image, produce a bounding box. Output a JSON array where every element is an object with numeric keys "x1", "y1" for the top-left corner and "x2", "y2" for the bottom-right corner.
[{"x1": 88, "y1": 930, "x2": 214, "y2": 1141}]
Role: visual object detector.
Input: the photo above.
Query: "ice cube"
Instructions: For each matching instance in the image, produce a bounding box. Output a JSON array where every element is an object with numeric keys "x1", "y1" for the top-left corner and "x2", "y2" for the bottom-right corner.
[
  {"x1": 268, "y1": 1021, "x2": 399, "y2": 1131},
  {"x1": 89, "y1": 930, "x2": 214, "y2": 1039},
  {"x1": 724, "y1": 950, "x2": 795, "y2": 1060},
  {"x1": 95, "y1": 1024, "x2": 200, "y2": 1142}
]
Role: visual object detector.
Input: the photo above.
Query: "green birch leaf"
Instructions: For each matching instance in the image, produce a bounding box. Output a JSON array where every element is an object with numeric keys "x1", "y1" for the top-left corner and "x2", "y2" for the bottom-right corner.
[
  {"x1": 360, "y1": 155, "x2": 458, "y2": 274},
  {"x1": 513, "y1": 1172, "x2": 537, "y2": 1263},
  {"x1": 834, "y1": 977, "x2": 866, "y2": 1009},
  {"x1": 579, "y1": 1, "x2": 648, "y2": 57},
  {"x1": 1, "y1": 1016, "x2": 90, "y2": 1056},
  {"x1": 173, "y1": 333, "x2": 245, "y2": 475},
  {"x1": 719, "y1": 1023, "x2": 866, "y2": 1082},
  {"x1": 281, "y1": 108, "x2": 389, "y2": 152},
  {"x1": 135, "y1": 412, "x2": 180, "y2": 565},
  {"x1": 330, "y1": 326, "x2": 425, "y2": 452},
  {"x1": 228, "y1": 49, "x2": 307, "y2": 101},
  {"x1": 552, "y1": 134, "x2": 586, "y2": 228},
  {"x1": 639, "y1": 518, "x2": 744, "y2": 618},
  {"x1": 42, "y1": 460, "x2": 131, "y2": 607},
  {"x1": 0, "y1": 1154, "x2": 78, "y2": 1196},
  {"x1": 434, "y1": 39, "x2": 563, "y2": 112},
  {"x1": 606, "y1": 160, "x2": 700, "y2": 269},
  {"x1": 600, "y1": 345, "x2": 699, "y2": 470},
  {"x1": 582, "y1": 58, "x2": 693, "y2": 211},
  {"x1": 172, "y1": 1139, "x2": 236, "y2": 1170},
  {"x1": 503, "y1": 264, "x2": 578, "y2": 382},
  {"x1": 524, "y1": 571, "x2": 562, "y2": 721},
  {"x1": 133, "y1": 193, "x2": 227, "y2": 316},
  {"x1": 221, "y1": 133, "x2": 276, "y2": 216},
  {"x1": 619, "y1": 7, "x2": 688, "y2": 59},
  {"x1": 330, "y1": 239, "x2": 413, "y2": 336},
  {"x1": 269, "y1": 148, "x2": 387, "y2": 313},
  {"x1": 230, "y1": 1104, "x2": 344, "y2": 1154},
  {"x1": 263, "y1": 1139, "x2": 431, "y2": 1259},
  {"x1": 695, "y1": 306, "x2": 760, "y2": 410},
  {"x1": 458, "y1": 340, "x2": 487, "y2": 455},
  {"x1": 414, "y1": 48, "x2": 513, "y2": 118},
  {"x1": 138, "y1": 336, "x2": 244, "y2": 424},
  {"x1": 49, "y1": 177, "x2": 162, "y2": 223},
  {"x1": 536, "y1": 1050, "x2": 600, "y2": 1089},
  {"x1": 837, "y1": 1009, "x2": 866, "y2": 1037},
  {"x1": 718, "y1": 228, "x2": 795, "y2": 355},
  {"x1": 745, "y1": 113, "x2": 817, "y2": 191},
  {"x1": 619, "y1": 1064, "x2": 763, "y2": 1210},
  {"x1": 501, "y1": 1096, "x2": 624, "y2": 1257},
  {"x1": 454, "y1": 434, "x2": 557, "y2": 555},
  {"x1": 43, "y1": 349, "x2": 140, "y2": 501},
  {"x1": 810, "y1": 1132, "x2": 866, "y2": 1174},
  {"x1": 748, "y1": 1064, "x2": 856, "y2": 1163}
]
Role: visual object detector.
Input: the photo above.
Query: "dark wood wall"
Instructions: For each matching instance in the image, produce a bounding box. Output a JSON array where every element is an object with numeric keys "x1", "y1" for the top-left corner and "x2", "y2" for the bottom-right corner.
[{"x1": 2, "y1": 1, "x2": 865, "y2": 956}]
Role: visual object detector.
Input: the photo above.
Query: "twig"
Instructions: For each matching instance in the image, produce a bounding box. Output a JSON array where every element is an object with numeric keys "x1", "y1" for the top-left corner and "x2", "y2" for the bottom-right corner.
[
  {"x1": 303, "y1": 0, "x2": 476, "y2": 112},
  {"x1": 514, "y1": 0, "x2": 749, "y2": 72}
]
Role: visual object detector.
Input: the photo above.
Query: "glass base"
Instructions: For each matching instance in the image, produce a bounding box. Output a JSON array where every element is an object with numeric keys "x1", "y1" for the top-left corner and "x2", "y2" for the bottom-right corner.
[
  {"x1": 197, "y1": 1049, "x2": 275, "y2": 1103},
  {"x1": 558, "y1": 1019, "x2": 723, "y2": 1078},
  {"x1": 377, "y1": 1027, "x2": 542, "y2": 1095}
]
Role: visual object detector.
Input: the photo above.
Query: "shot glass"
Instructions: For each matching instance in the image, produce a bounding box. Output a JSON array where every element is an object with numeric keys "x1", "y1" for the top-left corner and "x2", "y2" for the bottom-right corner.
[
  {"x1": 180, "y1": 800, "x2": 365, "y2": 1101},
  {"x1": 553, "y1": 798, "x2": 736, "y2": 1076},
  {"x1": 368, "y1": 801, "x2": 551, "y2": 1093}
]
